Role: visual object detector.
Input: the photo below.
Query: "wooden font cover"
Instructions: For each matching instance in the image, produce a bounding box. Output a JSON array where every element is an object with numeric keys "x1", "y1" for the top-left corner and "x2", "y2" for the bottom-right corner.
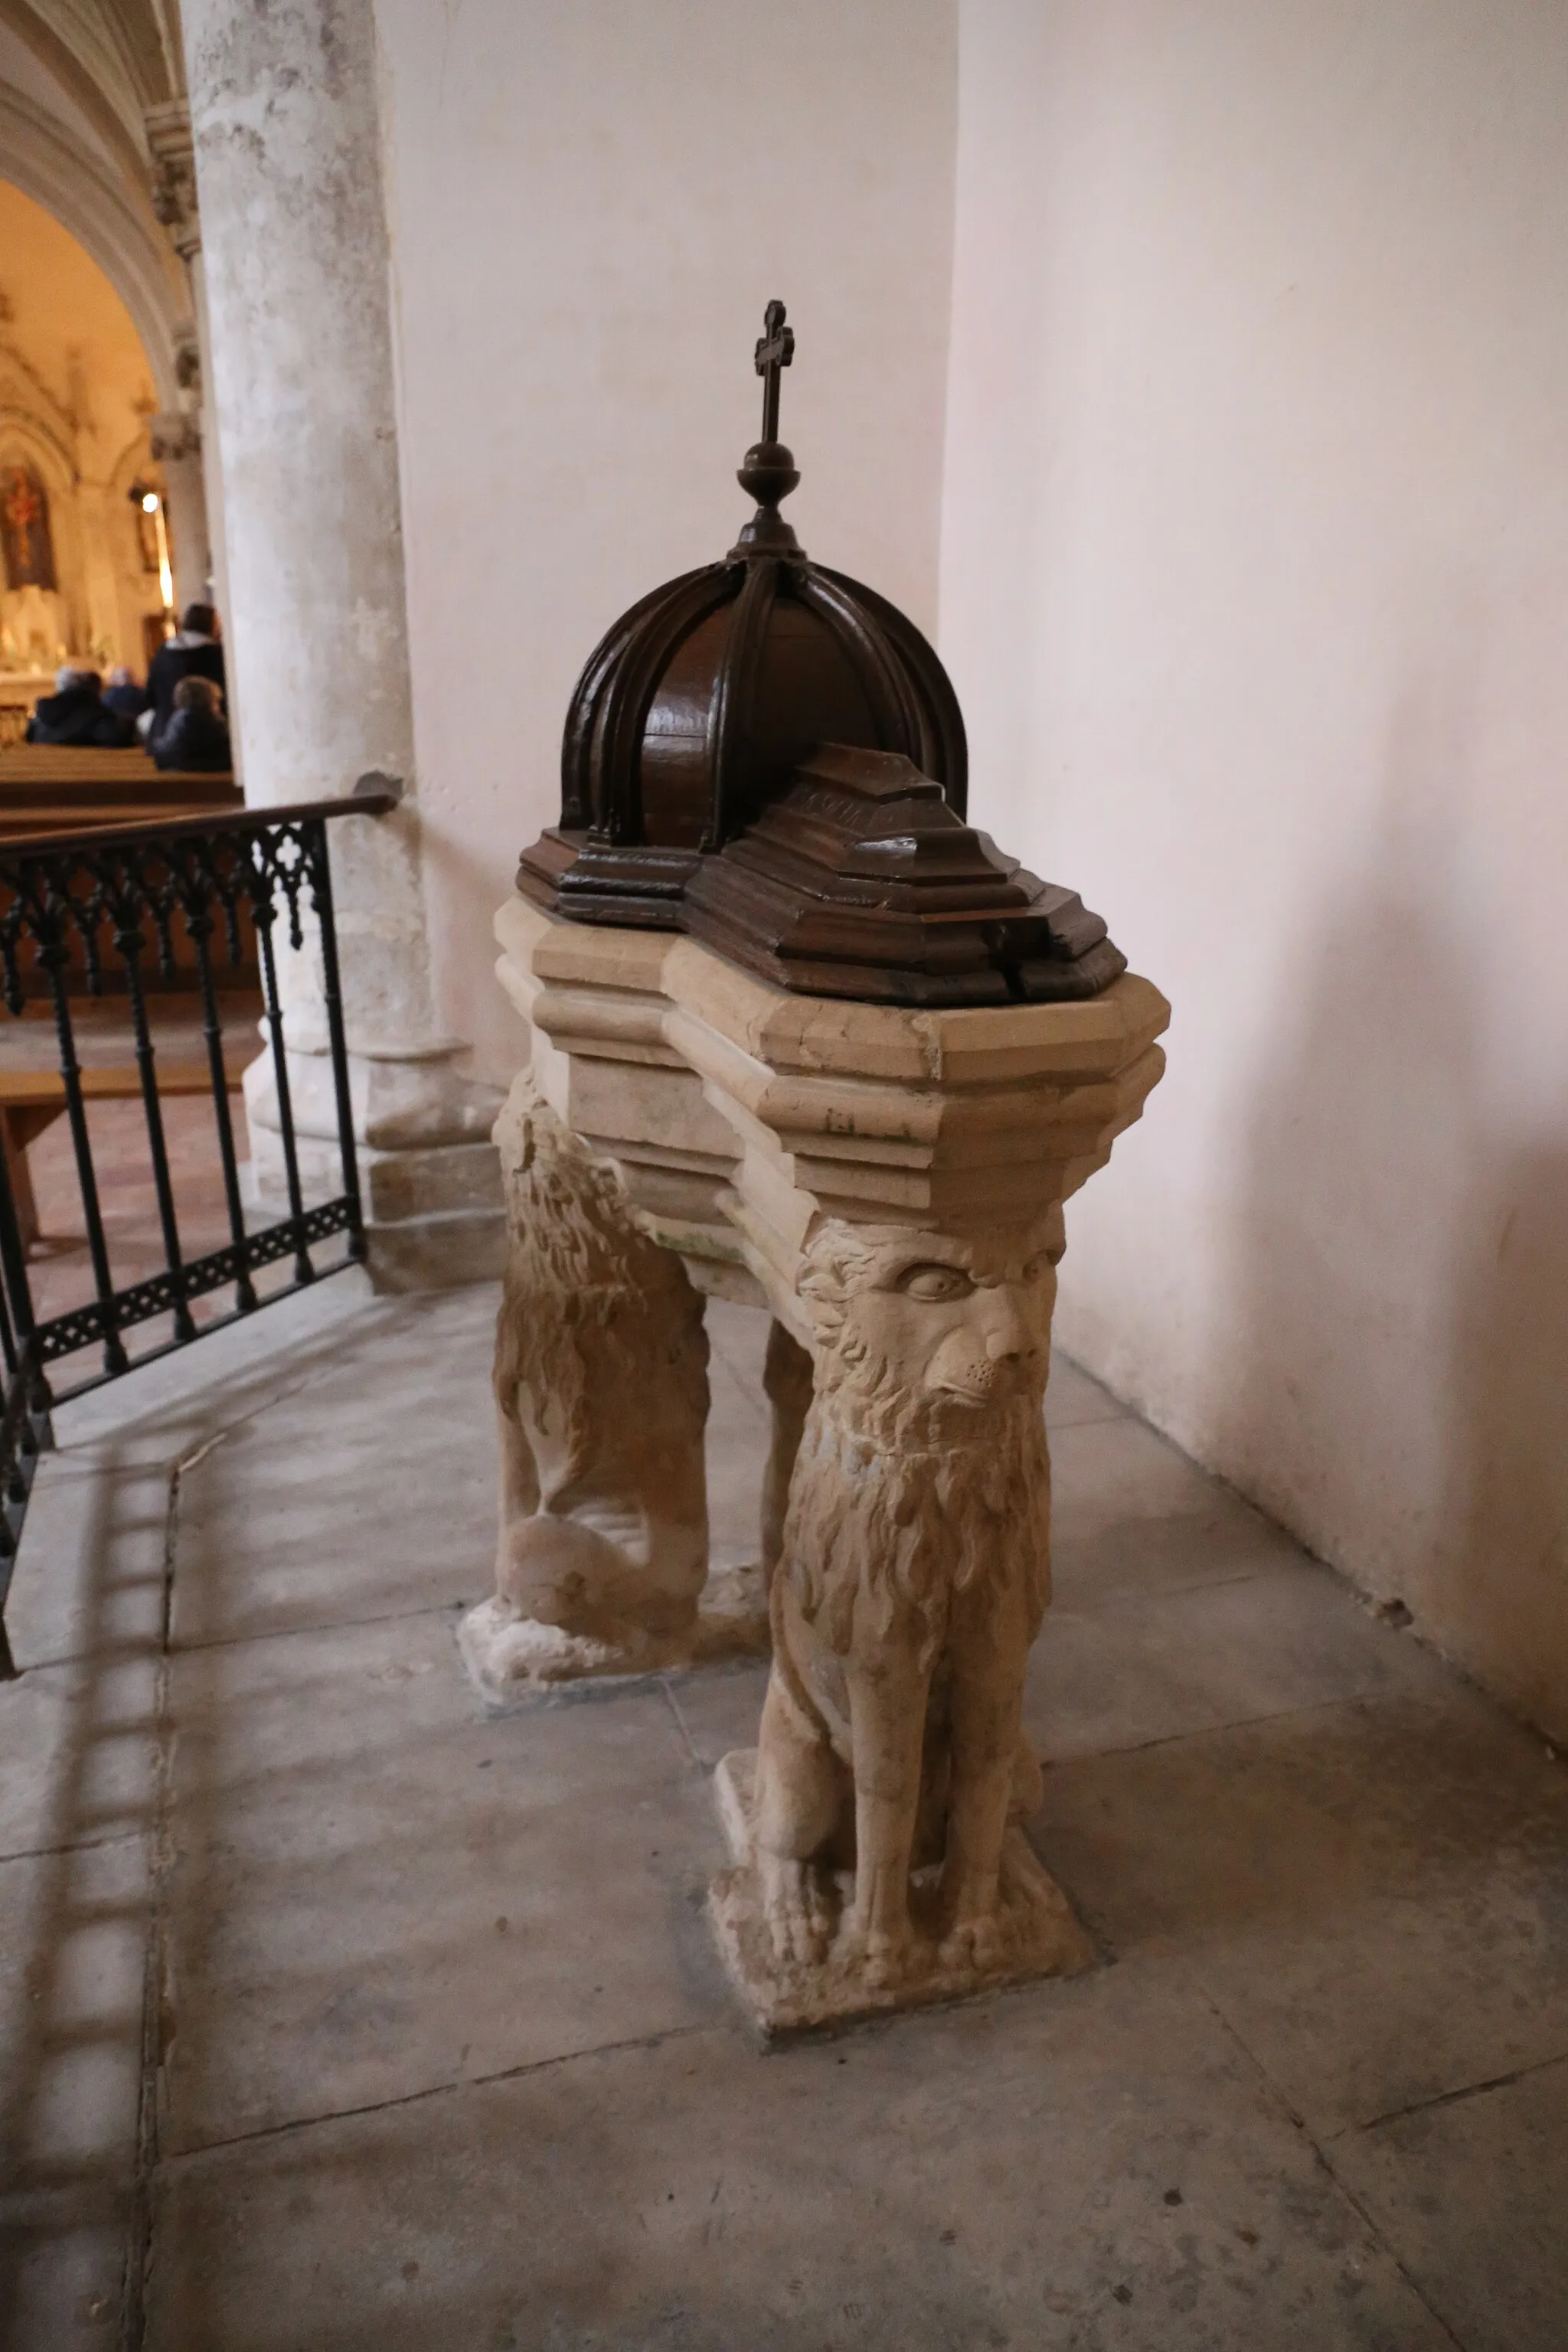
[{"x1": 518, "y1": 304, "x2": 1124, "y2": 1008}]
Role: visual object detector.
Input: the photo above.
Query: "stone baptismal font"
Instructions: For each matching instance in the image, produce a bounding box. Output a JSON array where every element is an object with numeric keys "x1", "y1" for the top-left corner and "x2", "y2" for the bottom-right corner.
[{"x1": 464, "y1": 304, "x2": 1169, "y2": 2033}]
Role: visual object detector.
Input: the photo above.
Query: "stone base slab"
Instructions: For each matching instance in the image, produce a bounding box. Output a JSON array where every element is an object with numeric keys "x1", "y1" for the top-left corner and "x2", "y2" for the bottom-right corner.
[
  {"x1": 250, "y1": 1129, "x2": 502, "y2": 1221},
  {"x1": 365, "y1": 1205, "x2": 506, "y2": 1292},
  {"x1": 708, "y1": 1751, "x2": 1096, "y2": 2041},
  {"x1": 247, "y1": 1121, "x2": 505, "y2": 1292},
  {"x1": 457, "y1": 1567, "x2": 769, "y2": 1706}
]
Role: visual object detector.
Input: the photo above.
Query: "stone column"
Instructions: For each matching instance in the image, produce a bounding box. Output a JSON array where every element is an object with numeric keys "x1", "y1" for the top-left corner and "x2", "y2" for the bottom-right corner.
[
  {"x1": 70, "y1": 481, "x2": 123, "y2": 665},
  {"x1": 147, "y1": 411, "x2": 209, "y2": 612},
  {"x1": 179, "y1": 0, "x2": 502, "y2": 1288},
  {"x1": 144, "y1": 106, "x2": 214, "y2": 617}
]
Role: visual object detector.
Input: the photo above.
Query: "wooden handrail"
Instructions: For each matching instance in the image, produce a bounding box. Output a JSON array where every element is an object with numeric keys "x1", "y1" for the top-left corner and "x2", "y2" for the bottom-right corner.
[{"x1": 0, "y1": 788, "x2": 398, "y2": 860}]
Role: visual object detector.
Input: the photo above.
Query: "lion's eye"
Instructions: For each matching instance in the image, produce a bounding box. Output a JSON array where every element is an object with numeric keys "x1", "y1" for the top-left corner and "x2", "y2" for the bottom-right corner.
[{"x1": 899, "y1": 1263, "x2": 974, "y2": 1302}]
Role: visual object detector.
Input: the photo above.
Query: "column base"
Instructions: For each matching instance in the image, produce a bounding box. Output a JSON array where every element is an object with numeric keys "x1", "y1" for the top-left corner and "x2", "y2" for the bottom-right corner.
[
  {"x1": 361, "y1": 1200, "x2": 507, "y2": 1293},
  {"x1": 244, "y1": 1043, "x2": 505, "y2": 1292}
]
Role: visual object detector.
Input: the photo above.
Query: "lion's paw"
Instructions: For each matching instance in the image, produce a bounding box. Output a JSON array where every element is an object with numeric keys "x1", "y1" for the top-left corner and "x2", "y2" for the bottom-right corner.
[
  {"x1": 937, "y1": 1911, "x2": 1011, "y2": 1977},
  {"x1": 760, "y1": 1856, "x2": 832, "y2": 1968},
  {"x1": 839, "y1": 1922, "x2": 920, "y2": 1991}
]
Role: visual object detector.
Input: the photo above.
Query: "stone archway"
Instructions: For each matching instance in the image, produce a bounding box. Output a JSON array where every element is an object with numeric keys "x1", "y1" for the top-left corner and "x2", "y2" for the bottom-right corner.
[{"x1": 0, "y1": 80, "x2": 188, "y2": 410}]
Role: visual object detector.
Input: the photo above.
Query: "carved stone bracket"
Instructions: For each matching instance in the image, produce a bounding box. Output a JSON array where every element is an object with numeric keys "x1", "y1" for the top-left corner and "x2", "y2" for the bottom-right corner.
[
  {"x1": 149, "y1": 410, "x2": 201, "y2": 464},
  {"x1": 145, "y1": 100, "x2": 201, "y2": 263}
]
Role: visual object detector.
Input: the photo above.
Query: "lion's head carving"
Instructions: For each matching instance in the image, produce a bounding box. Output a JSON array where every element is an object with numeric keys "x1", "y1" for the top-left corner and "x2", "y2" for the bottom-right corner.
[
  {"x1": 795, "y1": 1221, "x2": 1059, "y2": 1452},
  {"x1": 777, "y1": 1219, "x2": 1058, "y2": 1658}
]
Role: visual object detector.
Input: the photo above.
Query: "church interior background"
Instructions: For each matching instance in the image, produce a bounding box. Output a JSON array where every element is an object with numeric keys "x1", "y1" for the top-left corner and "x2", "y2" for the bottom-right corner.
[
  {"x1": 0, "y1": 181, "x2": 187, "y2": 733},
  {"x1": 1, "y1": 2, "x2": 1566, "y2": 2347}
]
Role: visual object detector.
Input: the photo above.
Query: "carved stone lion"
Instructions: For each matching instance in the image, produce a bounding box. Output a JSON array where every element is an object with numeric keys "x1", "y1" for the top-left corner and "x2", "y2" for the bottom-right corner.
[
  {"x1": 460, "y1": 1080, "x2": 713, "y2": 1687},
  {"x1": 741, "y1": 1217, "x2": 1070, "y2": 1998}
]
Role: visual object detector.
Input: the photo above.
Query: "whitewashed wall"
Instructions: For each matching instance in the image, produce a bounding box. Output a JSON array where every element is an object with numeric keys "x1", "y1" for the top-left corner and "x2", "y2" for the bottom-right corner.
[
  {"x1": 942, "y1": 0, "x2": 1568, "y2": 1738},
  {"x1": 372, "y1": 0, "x2": 957, "y2": 1080}
]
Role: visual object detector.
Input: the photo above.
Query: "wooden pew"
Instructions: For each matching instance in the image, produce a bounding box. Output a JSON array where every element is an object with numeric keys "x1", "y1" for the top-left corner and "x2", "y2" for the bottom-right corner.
[
  {"x1": 0, "y1": 745, "x2": 240, "y2": 841},
  {"x1": 0, "y1": 1047, "x2": 259, "y2": 1248},
  {"x1": 0, "y1": 760, "x2": 260, "y2": 1243},
  {"x1": 0, "y1": 748, "x2": 252, "y2": 998}
]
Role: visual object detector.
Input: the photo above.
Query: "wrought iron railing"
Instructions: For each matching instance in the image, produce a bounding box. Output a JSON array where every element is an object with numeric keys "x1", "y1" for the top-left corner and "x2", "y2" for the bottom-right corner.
[{"x1": 0, "y1": 789, "x2": 395, "y2": 1676}]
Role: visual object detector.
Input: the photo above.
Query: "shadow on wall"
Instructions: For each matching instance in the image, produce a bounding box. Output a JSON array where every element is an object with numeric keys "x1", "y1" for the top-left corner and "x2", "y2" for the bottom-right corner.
[{"x1": 1213, "y1": 668, "x2": 1568, "y2": 1745}]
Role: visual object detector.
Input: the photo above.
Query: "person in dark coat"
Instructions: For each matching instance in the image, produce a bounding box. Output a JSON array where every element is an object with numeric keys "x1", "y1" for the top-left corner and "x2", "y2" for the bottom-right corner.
[
  {"x1": 24, "y1": 668, "x2": 136, "y2": 748},
  {"x1": 149, "y1": 675, "x2": 231, "y2": 773},
  {"x1": 102, "y1": 665, "x2": 151, "y2": 721},
  {"x1": 145, "y1": 603, "x2": 225, "y2": 734}
]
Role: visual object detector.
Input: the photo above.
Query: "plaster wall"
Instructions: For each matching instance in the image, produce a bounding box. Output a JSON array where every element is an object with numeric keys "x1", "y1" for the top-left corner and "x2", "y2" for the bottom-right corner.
[
  {"x1": 371, "y1": 0, "x2": 958, "y2": 1082},
  {"x1": 942, "y1": 0, "x2": 1568, "y2": 1738}
]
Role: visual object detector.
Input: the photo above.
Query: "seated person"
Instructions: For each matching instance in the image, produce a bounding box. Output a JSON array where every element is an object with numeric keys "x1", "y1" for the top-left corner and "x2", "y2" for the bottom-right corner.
[
  {"x1": 25, "y1": 666, "x2": 137, "y2": 748},
  {"x1": 149, "y1": 675, "x2": 232, "y2": 772},
  {"x1": 146, "y1": 603, "x2": 225, "y2": 734},
  {"x1": 102, "y1": 664, "x2": 152, "y2": 720}
]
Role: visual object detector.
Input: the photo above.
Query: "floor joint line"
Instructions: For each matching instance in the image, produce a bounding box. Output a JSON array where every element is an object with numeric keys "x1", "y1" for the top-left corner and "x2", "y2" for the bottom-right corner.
[
  {"x1": 155, "y1": 2020, "x2": 724, "y2": 2168},
  {"x1": 1340, "y1": 2045, "x2": 1568, "y2": 2141},
  {"x1": 1196, "y1": 1985, "x2": 1470, "y2": 2350},
  {"x1": 119, "y1": 1453, "x2": 182, "y2": 2352}
]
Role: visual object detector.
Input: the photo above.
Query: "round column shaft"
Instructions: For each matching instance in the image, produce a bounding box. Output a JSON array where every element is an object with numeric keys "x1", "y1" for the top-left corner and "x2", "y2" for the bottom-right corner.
[{"x1": 181, "y1": 0, "x2": 501, "y2": 1286}]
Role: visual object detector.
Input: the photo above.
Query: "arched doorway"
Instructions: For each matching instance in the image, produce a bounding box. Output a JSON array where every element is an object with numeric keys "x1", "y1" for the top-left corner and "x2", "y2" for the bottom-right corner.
[{"x1": 0, "y1": 177, "x2": 191, "y2": 737}]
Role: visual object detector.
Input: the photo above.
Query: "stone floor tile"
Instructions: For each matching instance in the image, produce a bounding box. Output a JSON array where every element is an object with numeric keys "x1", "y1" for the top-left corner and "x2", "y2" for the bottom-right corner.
[
  {"x1": 1027, "y1": 1556, "x2": 1451, "y2": 1764},
  {"x1": 0, "y1": 1648, "x2": 159, "y2": 1865},
  {"x1": 144, "y1": 1961, "x2": 1455, "y2": 2352},
  {"x1": 1328, "y1": 2055, "x2": 1568, "y2": 2352},
  {"x1": 8, "y1": 1236, "x2": 1561, "y2": 2345},
  {"x1": 1045, "y1": 1351, "x2": 1126, "y2": 1427},
  {"x1": 0, "y1": 2203, "x2": 133, "y2": 2352},
  {"x1": 168, "y1": 1287, "x2": 500, "y2": 1648},
  {"x1": 47, "y1": 1261, "x2": 391, "y2": 1461},
  {"x1": 1, "y1": 1445, "x2": 170, "y2": 1684},
  {"x1": 0, "y1": 1834, "x2": 147, "y2": 2350},
  {"x1": 159, "y1": 1609, "x2": 728, "y2": 2154},
  {"x1": 664, "y1": 1659, "x2": 770, "y2": 1768},
  {"x1": 1039, "y1": 1687, "x2": 1568, "y2": 2138},
  {"x1": 1050, "y1": 1413, "x2": 1303, "y2": 1603}
]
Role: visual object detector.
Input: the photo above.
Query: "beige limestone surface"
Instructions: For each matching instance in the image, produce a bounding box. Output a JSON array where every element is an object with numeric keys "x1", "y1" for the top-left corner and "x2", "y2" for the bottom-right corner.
[{"x1": 473, "y1": 897, "x2": 1168, "y2": 2027}]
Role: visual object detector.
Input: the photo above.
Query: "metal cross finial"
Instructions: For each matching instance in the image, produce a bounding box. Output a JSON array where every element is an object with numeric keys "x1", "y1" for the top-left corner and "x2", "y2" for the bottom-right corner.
[{"x1": 755, "y1": 299, "x2": 794, "y2": 443}]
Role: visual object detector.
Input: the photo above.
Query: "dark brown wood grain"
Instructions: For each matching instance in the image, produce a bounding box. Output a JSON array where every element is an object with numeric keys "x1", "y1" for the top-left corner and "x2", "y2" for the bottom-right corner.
[{"x1": 518, "y1": 304, "x2": 1124, "y2": 1007}]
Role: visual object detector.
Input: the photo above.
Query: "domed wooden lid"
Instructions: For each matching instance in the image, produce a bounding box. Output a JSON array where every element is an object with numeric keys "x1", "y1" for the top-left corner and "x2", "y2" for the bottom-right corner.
[
  {"x1": 518, "y1": 305, "x2": 1124, "y2": 1006},
  {"x1": 519, "y1": 302, "x2": 965, "y2": 926}
]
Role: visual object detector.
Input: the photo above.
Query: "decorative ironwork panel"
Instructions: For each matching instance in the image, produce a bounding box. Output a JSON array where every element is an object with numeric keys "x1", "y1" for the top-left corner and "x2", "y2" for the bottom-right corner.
[{"x1": 0, "y1": 792, "x2": 393, "y2": 1677}]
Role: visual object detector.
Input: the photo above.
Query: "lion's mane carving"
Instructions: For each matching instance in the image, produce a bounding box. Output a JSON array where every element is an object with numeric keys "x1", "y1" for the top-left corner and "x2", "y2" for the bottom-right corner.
[
  {"x1": 747, "y1": 1218, "x2": 1062, "y2": 1991},
  {"x1": 481, "y1": 1079, "x2": 710, "y2": 1658},
  {"x1": 492, "y1": 1079, "x2": 709, "y2": 1482}
]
